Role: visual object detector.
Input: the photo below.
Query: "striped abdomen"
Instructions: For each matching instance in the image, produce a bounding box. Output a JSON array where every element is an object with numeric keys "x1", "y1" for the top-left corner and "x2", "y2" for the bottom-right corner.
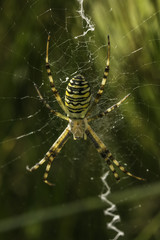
[{"x1": 65, "y1": 75, "x2": 91, "y2": 119}]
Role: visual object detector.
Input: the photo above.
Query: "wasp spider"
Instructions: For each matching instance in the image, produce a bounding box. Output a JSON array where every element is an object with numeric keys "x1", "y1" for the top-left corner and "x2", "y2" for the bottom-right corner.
[{"x1": 26, "y1": 34, "x2": 145, "y2": 185}]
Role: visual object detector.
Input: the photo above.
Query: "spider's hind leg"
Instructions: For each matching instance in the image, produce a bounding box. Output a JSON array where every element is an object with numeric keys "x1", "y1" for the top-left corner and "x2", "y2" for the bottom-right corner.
[
  {"x1": 26, "y1": 126, "x2": 71, "y2": 186},
  {"x1": 26, "y1": 158, "x2": 46, "y2": 172},
  {"x1": 86, "y1": 124, "x2": 145, "y2": 182},
  {"x1": 103, "y1": 154, "x2": 120, "y2": 181},
  {"x1": 86, "y1": 124, "x2": 121, "y2": 181},
  {"x1": 112, "y1": 159, "x2": 145, "y2": 181}
]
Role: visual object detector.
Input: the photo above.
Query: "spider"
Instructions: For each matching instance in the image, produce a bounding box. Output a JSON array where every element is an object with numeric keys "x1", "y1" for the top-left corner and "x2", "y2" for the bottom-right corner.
[{"x1": 26, "y1": 34, "x2": 145, "y2": 186}]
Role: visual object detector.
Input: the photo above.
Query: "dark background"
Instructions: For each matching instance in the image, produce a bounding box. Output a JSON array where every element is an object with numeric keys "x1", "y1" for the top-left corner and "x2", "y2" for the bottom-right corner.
[{"x1": 0, "y1": 0, "x2": 160, "y2": 239}]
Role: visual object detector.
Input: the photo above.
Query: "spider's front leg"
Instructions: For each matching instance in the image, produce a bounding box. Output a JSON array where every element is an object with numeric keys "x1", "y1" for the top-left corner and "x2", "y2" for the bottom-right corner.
[
  {"x1": 86, "y1": 35, "x2": 110, "y2": 116},
  {"x1": 34, "y1": 83, "x2": 69, "y2": 121},
  {"x1": 26, "y1": 126, "x2": 71, "y2": 186},
  {"x1": 86, "y1": 124, "x2": 145, "y2": 181},
  {"x1": 45, "y1": 34, "x2": 68, "y2": 114}
]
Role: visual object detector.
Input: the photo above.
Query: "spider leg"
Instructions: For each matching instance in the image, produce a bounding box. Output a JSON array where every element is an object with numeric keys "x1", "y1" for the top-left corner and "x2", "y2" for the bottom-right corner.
[
  {"x1": 87, "y1": 93, "x2": 130, "y2": 122},
  {"x1": 26, "y1": 126, "x2": 71, "y2": 186},
  {"x1": 34, "y1": 83, "x2": 69, "y2": 121},
  {"x1": 86, "y1": 35, "x2": 110, "y2": 116},
  {"x1": 46, "y1": 34, "x2": 68, "y2": 114},
  {"x1": 111, "y1": 159, "x2": 145, "y2": 181},
  {"x1": 86, "y1": 124, "x2": 120, "y2": 181},
  {"x1": 86, "y1": 124, "x2": 145, "y2": 181}
]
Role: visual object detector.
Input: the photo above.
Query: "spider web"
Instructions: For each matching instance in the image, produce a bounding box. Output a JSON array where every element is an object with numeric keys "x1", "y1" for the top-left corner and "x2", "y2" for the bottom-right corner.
[{"x1": 0, "y1": 0, "x2": 160, "y2": 239}]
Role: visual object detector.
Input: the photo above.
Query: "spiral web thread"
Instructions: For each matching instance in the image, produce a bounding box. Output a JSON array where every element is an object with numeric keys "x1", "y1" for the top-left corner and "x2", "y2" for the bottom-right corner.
[{"x1": 100, "y1": 172, "x2": 124, "y2": 240}]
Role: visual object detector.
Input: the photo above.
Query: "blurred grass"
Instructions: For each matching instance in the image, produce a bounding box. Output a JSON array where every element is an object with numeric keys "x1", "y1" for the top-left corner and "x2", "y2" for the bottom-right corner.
[
  {"x1": 0, "y1": 181, "x2": 160, "y2": 233},
  {"x1": 135, "y1": 211, "x2": 160, "y2": 240}
]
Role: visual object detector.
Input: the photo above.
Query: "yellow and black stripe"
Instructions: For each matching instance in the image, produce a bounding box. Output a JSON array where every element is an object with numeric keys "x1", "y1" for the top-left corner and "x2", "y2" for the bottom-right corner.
[
  {"x1": 34, "y1": 83, "x2": 69, "y2": 121},
  {"x1": 43, "y1": 127, "x2": 71, "y2": 185},
  {"x1": 27, "y1": 127, "x2": 71, "y2": 186},
  {"x1": 86, "y1": 125, "x2": 120, "y2": 181},
  {"x1": 94, "y1": 36, "x2": 110, "y2": 104},
  {"x1": 87, "y1": 93, "x2": 130, "y2": 122},
  {"x1": 45, "y1": 34, "x2": 67, "y2": 114},
  {"x1": 65, "y1": 74, "x2": 91, "y2": 118},
  {"x1": 86, "y1": 124, "x2": 145, "y2": 181},
  {"x1": 86, "y1": 36, "x2": 110, "y2": 117}
]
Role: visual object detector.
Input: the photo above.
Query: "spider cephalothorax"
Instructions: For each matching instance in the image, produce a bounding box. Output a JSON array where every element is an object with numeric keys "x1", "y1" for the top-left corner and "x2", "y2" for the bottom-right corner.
[
  {"x1": 26, "y1": 34, "x2": 145, "y2": 185},
  {"x1": 69, "y1": 118, "x2": 88, "y2": 140}
]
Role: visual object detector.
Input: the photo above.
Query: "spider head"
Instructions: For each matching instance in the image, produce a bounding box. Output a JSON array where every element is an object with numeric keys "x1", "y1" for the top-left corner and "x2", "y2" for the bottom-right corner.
[{"x1": 69, "y1": 119, "x2": 88, "y2": 140}]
